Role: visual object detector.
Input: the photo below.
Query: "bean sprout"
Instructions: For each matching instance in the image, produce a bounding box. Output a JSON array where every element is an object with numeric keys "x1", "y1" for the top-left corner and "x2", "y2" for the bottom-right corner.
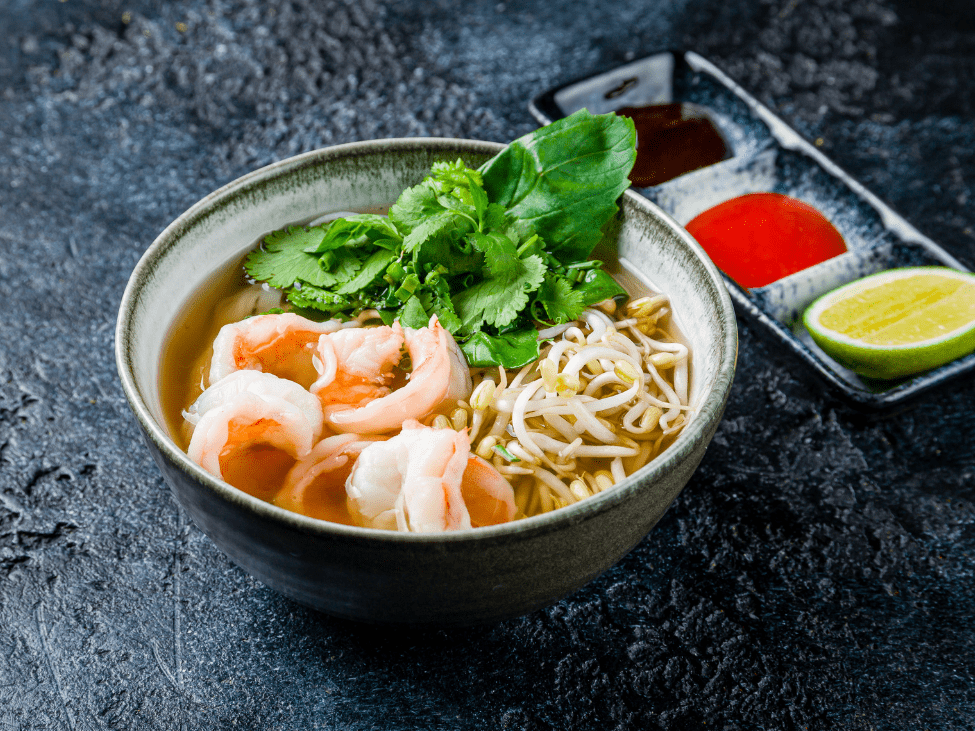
[{"x1": 466, "y1": 299, "x2": 692, "y2": 519}]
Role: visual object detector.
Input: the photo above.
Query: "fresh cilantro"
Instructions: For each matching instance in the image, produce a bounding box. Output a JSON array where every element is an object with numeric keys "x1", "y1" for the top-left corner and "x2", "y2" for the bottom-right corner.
[
  {"x1": 534, "y1": 273, "x2": 586, "y2": 324},
  {"x1": 242, "y1": 110, "x2": 637, "y2": 367},
  {"x1": 453, "y1": 254, "x2": 547, "y2": 330},
  {"x1": 389, "y1": 181, "x2": 448, "y2": 234},
  {"x1": 402, "y1": 210, "x2": 472, "y2": 254},
  {"x1": 425, "y1": 274, "x2": 464, "y2": 334},
  {"x1": 468, "y1": 231, "x2": 520, "y2": 278},
  {"x1": 245, "y1": 226, "x2": 331, "y2": 288},
  {"x1": 317, "y1": 248, "x2": 364, "y2": 288},
  {"x1": 335, "y1": 249, "x2": 397, "y2": 295},
  {"x1": 308, "y1": 214, "x2": 403, "y2": 253},
  {"x1": 399, "y1": 295, "x2": 429, "y2": 329},
  {"x1": 286, "y1": 283, "x2": 353, "y2": 313}
]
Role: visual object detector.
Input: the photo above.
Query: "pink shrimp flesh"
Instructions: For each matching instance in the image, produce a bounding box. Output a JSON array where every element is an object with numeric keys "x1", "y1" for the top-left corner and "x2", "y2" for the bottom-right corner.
[
  {"x1": 275, "y1": 433, "x2": 386, "y2": 523},
  {"x1": 461, "y1": 454, "x2": 517, "y2": 527},
  {"x1": 186, "y1": 371, "x2": 324, "y2": 501},
  {"x1": 345, "y1": 420, "x2": 515, "y2": 532},
  {"x1": 209, "y1": 312, "x2": 341, "y2": 389},
  {"x1": 345, "y1": 420, "x2": 469, "y2": 531},
  {"x1": 321, "y1": 317, "x2": 472, "y2": 434},
  {"x1": 311, "y1": 322, "x2": 405, "y2": 410},
  {"x1": 184, "y1": 369, "x2": 324, "y2": 434}
]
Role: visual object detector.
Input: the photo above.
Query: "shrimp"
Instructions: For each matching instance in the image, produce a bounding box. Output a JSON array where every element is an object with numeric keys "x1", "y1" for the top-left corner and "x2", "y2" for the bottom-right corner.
[
  {"x1": 209, "y1": 312, "x2": 342, "y2": 389},
  {"x1": 346, "y1": 420, "x2": 515, "y2": 532},
  {"x1": 461, "y1": 454, "x2": 518, "y2": 527},
  {"x1": 311, "y1": 322, "x2": 406, "y2": 409},
  {"x1": 316, "y1": 316, "x2": 472, "y2": 434},
  {"x1": 275, "y1": 433, "x2": 387, "y2": 523},
  {"x1": 184, "y1": 369, "x2": 324, "y2": 430},
  {"x1": 186, "y1": 371, "x2": 325, "y2": 501}
]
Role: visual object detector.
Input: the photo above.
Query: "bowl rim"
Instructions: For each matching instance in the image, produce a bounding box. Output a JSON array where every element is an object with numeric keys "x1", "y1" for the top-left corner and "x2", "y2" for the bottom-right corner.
[{"x1": 116, "y1": 137, "x2": 738, "y2": 546}]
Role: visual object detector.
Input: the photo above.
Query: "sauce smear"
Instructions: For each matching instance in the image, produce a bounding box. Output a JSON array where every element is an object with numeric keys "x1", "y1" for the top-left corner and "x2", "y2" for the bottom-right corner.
[
  {"x1": 616, "y1": 103, "x2": 731, "y2": 187},
  {"x1": 685, "y1": 192, "x2": 847, "y2": 289}
]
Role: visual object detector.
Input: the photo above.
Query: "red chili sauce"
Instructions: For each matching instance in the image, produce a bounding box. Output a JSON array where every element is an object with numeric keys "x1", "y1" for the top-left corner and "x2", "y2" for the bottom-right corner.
[
  {"x1": 685, "y1": 192, "x2": 848, "y2": 289},
  {"x1": 615, "y1": 103, "x2": 732, "y2": 187}
]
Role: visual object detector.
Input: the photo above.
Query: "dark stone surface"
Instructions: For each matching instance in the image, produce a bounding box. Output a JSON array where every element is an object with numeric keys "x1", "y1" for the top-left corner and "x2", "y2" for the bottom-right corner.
[{"x1": 1, "y1": 0, "x2": 973, "y2": 728}]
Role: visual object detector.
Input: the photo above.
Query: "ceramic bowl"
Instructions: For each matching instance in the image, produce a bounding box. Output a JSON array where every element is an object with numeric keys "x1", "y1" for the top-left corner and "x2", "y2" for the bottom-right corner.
[{"x1": 115, "y1": 138, "x2": 738, "y2": 625}]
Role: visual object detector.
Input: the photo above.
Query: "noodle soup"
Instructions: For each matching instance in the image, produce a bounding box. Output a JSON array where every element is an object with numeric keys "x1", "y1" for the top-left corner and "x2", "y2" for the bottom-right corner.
[
  {"x1": 118, "y1": 134, "x2": 736, "y2": 621},
  {"x1": 159, "y1": 110, "x2": 705, "y2": 533},
  {"x1": 160, "y1": 252, "x2": 691, "y2": 528}
]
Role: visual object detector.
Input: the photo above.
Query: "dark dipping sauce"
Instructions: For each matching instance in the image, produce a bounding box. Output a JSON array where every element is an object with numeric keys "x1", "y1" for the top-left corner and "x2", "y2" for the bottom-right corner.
[{"x1": 616, "y1": 103, "x2": 731, "y2": 187}]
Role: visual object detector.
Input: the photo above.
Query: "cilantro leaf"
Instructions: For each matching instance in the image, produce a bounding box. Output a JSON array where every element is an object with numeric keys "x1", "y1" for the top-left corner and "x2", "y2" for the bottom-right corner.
[
  {"x1": 389, "y1": 178, "x2": 476, "y2": 254},
  {"x1": 392, "y1": 162, "x2": 487, "y2": 254},
  {"x1": 430, "y1": 159, "x2": 483, "y2": 191},
  {"x1": 286, "y1": 284, "x2": 353, "y2": 313},
  {"x1": 468, "y1": 231, "x2": 520, "y2": 279},
  {"x1": 317, "y1": 248, "x2": 364, "y2": 288},
  {"x1": 402, "y1": 209, "x2": 471, "y2": 254},
  {"x1": 309, "y1": 215, "x2": 403, "y2": 253},
  {"x1": 244, "y1": 226, "x2": 331, "y2": 288},
  {"x1": 412, "y1": 234, "x2": 483, "y2": 277},
  {"x1": 426, "y1": 275, "x2": 463, "y2": 334},
  {"x1": 335, "y1": 249, "x2": 397, "y2": 294},
  {"x1": 453, "y1": 254, "x2": 546, "y2": 330},
  {"x1": 389, "y1": 180, "x2": 444, "y2": 231},
  {"x1": 535, "y1": 273, "x2": 586, "y2": 324},
  {"x1": 467, "y1": 177, "x2": 489, "y2": 228},
  {"x1": 398, "y1": 295, "x2": 429, "y2": 329},
  {"x1": 430, "y1": 160, "x2": 488, "y2": 225}
]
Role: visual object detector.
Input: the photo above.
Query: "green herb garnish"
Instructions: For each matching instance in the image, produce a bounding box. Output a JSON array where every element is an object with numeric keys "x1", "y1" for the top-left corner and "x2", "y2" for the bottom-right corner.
[
  {"x1": 244, "y1": 109, "x2": 636, "y2": 368},
  {"x1": 493, "y1": 443, "x2": 522, "y2": 463}
]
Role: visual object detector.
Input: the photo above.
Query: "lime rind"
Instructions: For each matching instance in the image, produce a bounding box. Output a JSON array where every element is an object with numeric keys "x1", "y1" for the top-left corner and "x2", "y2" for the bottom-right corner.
[{"x1": 802, "y1": 266, "x2": 975, "y2": 380}]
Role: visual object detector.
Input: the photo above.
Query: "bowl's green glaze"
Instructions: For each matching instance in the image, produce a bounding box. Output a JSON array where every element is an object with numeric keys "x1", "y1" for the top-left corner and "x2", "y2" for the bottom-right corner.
[{"x1": 116, "y1": 139, "x2": 737, "y2": 625}]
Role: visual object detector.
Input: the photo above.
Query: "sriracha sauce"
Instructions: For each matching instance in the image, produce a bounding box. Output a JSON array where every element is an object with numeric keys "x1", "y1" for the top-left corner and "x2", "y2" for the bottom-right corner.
[{"x1": 685, "y1": 192, "x2": 847, "y2": 289}]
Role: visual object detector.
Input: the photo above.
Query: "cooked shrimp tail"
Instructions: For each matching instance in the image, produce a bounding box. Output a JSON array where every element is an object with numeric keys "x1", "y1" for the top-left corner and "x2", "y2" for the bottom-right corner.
[{"x1": 461, "y1": 454, "x2": 517, "y2": 527}]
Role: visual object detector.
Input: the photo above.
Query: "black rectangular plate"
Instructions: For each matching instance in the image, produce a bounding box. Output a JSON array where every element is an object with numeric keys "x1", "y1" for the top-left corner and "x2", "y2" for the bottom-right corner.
[{"x1": 530, "y1": 50, "x2": 973, "y2": 408}]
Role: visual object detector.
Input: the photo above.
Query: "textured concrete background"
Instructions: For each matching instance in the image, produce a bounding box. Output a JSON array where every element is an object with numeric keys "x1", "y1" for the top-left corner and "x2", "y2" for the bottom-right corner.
[{"x1": 1, "y1": 0, "x2": 974, "y2": 728}]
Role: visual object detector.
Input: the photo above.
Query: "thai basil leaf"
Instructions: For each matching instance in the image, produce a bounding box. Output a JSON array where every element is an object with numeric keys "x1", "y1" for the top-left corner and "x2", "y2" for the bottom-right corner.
[
  {"x1": 460, "y1": 328, "x2": 540, "y2": 369},
  {"x1": 479, "y1": 109, "x2": 636, "y2": 264},
  {"x1": 576, "y1": 268, "x2": 628, "y2": 305}
]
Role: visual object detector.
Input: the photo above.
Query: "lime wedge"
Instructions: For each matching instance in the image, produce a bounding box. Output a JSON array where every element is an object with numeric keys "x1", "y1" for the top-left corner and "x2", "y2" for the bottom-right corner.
[{"x1": 803, "y1": 266, "x2": 975, "y2": 380}]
